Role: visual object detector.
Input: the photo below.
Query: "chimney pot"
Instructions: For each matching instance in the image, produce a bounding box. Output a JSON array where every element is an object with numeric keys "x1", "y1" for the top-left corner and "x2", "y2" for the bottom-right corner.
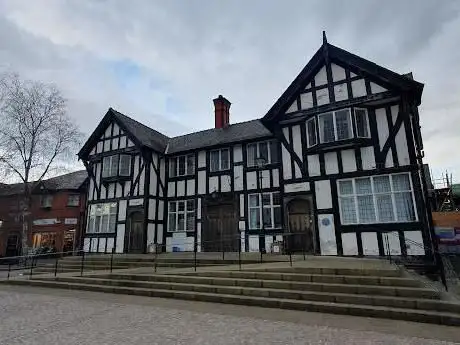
[{"x1": 213, "y1": 95, "x2": 231, "y2": 129}]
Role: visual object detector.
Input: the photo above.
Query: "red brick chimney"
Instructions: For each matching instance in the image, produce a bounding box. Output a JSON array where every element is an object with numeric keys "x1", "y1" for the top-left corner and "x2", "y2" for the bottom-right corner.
[{"x1": 213, "y1": 95, "x2": 231, "y2": 129}]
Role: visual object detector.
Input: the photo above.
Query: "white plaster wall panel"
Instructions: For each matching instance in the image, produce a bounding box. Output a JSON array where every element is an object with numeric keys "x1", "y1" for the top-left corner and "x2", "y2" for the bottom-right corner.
[
  {"x1": 148, "y1": 199, "x2": 156, "y2": 220},
  {"x1": 351, "y1": 79, "x2": 367, "y2": 98},
  {"x1": 265, "y1": 236, "x2": 274, "y2": 252},
  {"x1": 246, "y1": 171, "x2": 257, "y2": 190},
  {"x1": 111, "y1": 138, "x2": 118, "y2": 150},
  {"x1": 315, "y1": 180, "x2": 332, "y2": 209},
  {"x1": 198, "y1": 170, "x2": 206, "y2": 194},
  {"x1": 159, "y1": 159, "x2": 166, "y2": 196},
  {"x1": 308, "y1": 154, "x2": 321, "y2": 176},
  {"x1": 115, "y1": 183, "x2": 122, "y2": 198},
  {"x1": 383, "y1": 232, "x2": 401, "y2": 255},
  {"x1": 292, "y1": 125, "x2": 302, "y2": 178},
  {"x1": 314, "y1": 66, "x2": 328, "y2": 86},
  {"x1": 305, "y1": 82, "x2": 311, "y2": 89},
  {"x1": 341, "y1": 150, "x2": 357, "y2": 173},
  {"x1": 138, "y1": 165, "x2": 145, "y2": 196},
  {"x1": 233, "y1": 145, "x2": 243, "y2": 162},
  {"x1": 282, "y1": 127, "x2": 290, "y2": 143},
  {"x1": 100, "y1": 184, "x2": 106, "y2": 200},
  {"x1": 124, "y1": 182, "x2": 131, "y2": 197},
  {"x1": 392, "y1": 105, "x2": 410, "y2": 166},
  {"x1": 97, "y1": 141, "x2": 103, "y2": 153},
  {"x1": 300, "y1": 92, "x2": 313, "y2": 110},
  {"x1": 90, "y1": 147, "x2": 96, "y2": 156},
  {"x1": 88, "y1": 179, "x2": 94, "y2": 201},
  {"x1": 197, "y1": 198, "x2": 202, "y2": 219},
  {"x1": 118, "y1": 200, "x2": 127, "y2": 221},
  {"x1": 198, "y1": 151, "x2": 206, "y2": 168},
  {"x1": 239, "y1": 221, "x2": 245, "y2": 230},
  {"x1": 119, "y1": 136, "x2": 127, "y2": 149},
  {"x1": 157, "y1": 224, "x2": 163, "y2": 244},
  {"x1": 370, "y1": 82, "x2": 387, "y2": 94},
  {"x1": 83, "y1": 238, "x2": 90, "y2": 253},
  {"x1": 324, "y1": 152, "x2": 339, "y2": 175},
  {"x1": 128, "y1": 198, "x2": 143, "y2": 206},
  {"x1": 405, "y1": 231, "x2": 425, "y2": 255},
  {"x1": 133, "y1": 156, "x2": 140, "y2": 194},
  {"x1": 106, "y1": 238, "x2": 114, "y2": 253},
  {"x1": 147, "y1": 224, "x2": 155, "y2": 248},
  {"x1": 261, "y1": 170, "x2": 270, "y2": 189},
  {"x1": 318, "y1": 214, "x2": 337, "y2": 255},
  {"x1": 94, "y1": 162, "x2": 101, "y2": 187},
  {"x1": 239, "y1": 194, "x2": 245, "y2": 217},
  {"x1": 127, "y1": 139, "x2": 134, "y2": 147},
  {"x1": 341, "y1": 233, "x2": 358, "y2": 256},
  {"x1": 385, "y1": 149, "x2": 394, "y2": 168},
  {"x1": 108, "y1": 183, "x2": 115, "y2": 199},
  {"x1": 176, "y1": 180, "x2": 185, "y2": 197},
  {"x1": 157, "y1": 201, "x2": 164, "y2": 221},
  {"x1": 360, "y1": 146, "x2": 376, "y2": 170},
  {"x1": 104, "y1": 124, "x2": 112, "y2": 137},
  {"x1": 286, "y1": 101, "x2": 298, "y2": 114},
  {"x1": 350, "y1": 71, "x2": 357, "y2": 77},
  {"x1": 150, "y1": 163, "x2": 157, "y2": 196},
  {"x1": 196, "y1": 223, "x2": 202, "y2": 252},
  {"x1": 316, "y1": 88, "x2": 330, "y2": 106},
  {"x1": 331, "y1": 63, "x2": 346, "y2": 81},
  {"x1": 166, "y1": 232, "x2": 187, "y2": 252},
  {"x1": 186, "y1": 179, "x2": 195, "y2": 196},
  {"x1": 284, "y1": 182, "x2": 310, "y2": 193},
  {"x1": 272, "y1": 169, "x2": 280, "y2": 188},
  {"x1": 240, "y1": 232, "x2": 246, "y2": 252},
  {"x1": 91, "y1": 238, "x2": 98, "y2": 253},
  {"x1": 112, "y1": 123, "x2": 120, "y2": 136},
  {"x1": 98, "y1": 238, "x2": 106, "y2": 253},
  {"x1": 362, "y1": 232, "x2": 379, "y2": 256},
  {"x1": 282, "y1": 144, "x2": 292, "y2": 180},
  {"x1": 220, "y1": 175, "x2": 231, "y2": 192},
  {"x1": 209, "y1": 176, "x2": 219, "y2": 193},
  {"x1": 276, "y1": 235, "x2": 283, "y2": 242},
  {"x1": 167, "y1": 181, "x2": 175, "y2": 197},
  {"x1": 375, "y1": 107, "x2": 392, "y2": 164},
  {"x1": 334, "y1": 84, "x2": 348, "y2": 102},
  {"x1": 234, "y1": 165, "x2": 244, "y2": 191},
  {"x1": 103, "y1": 139, "x2": 110, "y2": 152},
  {"x1": 248, "y1": 235, "x2": 259, "y2": 252}
]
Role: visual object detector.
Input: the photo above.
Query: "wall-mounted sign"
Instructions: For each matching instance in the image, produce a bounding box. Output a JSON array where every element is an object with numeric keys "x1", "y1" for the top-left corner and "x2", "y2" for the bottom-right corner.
[
  {"x1": 33, "y1": 219, "x2": 58, "y2": 226},
  {"x1": 64, "y1": 218, "x2": 78, "y2": 225}
]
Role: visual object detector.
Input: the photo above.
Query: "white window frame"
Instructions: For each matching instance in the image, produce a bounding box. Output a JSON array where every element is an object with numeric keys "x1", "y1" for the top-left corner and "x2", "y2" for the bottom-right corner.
[
  {"x1": 86, "y1": 202, "x2": 117, "y2": 233},
  {"x1": 67, "y1": 194, "x2": 80, "y2": 207},
  {"x1": 248, "y1": 192, "x2": 282, "y2": 229},
  {"x1": 210, "y1": 148, "x2": 230, "y2": 172},
  {"x1": 102, "y1": 154, "x2": 131, "y2": 177},
  {"x1": 354, "y1": 108, "x2": 371, "y2": 138},
  {"x1": 169, "y1": 154, "x2": 195, "y2": 177},
  {"x1": 40, "y1": 195, "x2": 53, "y2": 208},
  {"x1": 247, "y1": 140, "x2": 278, "y2": 167},
  {"x1": 318, "y1": 108, "x2": 353, "y2": 143},
  {"x1": 337, "y1": 173, "x2": 418, "y2": 225},
  {"x1": 118, "y1": 154, "x2": 132, "y2": 176},
  {"x1": 167, "y1": 199, "x2": 195, "y2": 232},
  {"x1": 306, "y1": 117, "x2": 318, "y2": 147}
]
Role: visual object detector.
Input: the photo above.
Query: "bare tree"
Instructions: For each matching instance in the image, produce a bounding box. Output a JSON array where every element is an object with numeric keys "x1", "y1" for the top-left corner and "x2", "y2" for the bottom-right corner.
[{"x1": 0, "y1": 72, "x2": 82, "y2": 255}]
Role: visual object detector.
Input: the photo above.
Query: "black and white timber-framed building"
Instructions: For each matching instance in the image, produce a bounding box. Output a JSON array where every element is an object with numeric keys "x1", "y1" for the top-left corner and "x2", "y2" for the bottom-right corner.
[{"x1": 78, "y1": 34, "x2": 434, "y2": 260}]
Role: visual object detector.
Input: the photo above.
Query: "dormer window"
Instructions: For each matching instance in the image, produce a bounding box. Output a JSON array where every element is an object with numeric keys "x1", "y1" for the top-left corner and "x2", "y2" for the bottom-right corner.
[{"x1": 102, "y1": 154, "x2": 131, "y2": 178}]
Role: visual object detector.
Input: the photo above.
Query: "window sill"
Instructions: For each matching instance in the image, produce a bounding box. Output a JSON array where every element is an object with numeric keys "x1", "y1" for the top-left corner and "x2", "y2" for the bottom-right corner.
[
  {"x1": 102, "y1": 175, "x2": 131, "y2": 183},
  {"x1": 209, "y1": 169, "x2": 231, "y2": 176},
  {"x1": 306, "y1": 138, "x2": 372, "y2": 153},
  {"x1": 168, "y1": 174, "x2": 195, "y2": 181}
]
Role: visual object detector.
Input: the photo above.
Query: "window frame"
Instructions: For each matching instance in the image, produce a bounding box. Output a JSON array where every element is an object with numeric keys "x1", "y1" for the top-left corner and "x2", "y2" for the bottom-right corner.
[
  {"x1": 167, "y1": 199, "x2": 196, "y2": 232},
  {"x1": 337, "y1": 173, "x2": 418, "y2": 225},
  {"x1": 40, "y1": 195, "x2": 53, "y2": 208},
  {"x1": 86, "y1": 202, "x2": 117, "y2": 234},
  {"x1": 102, "y1": 154, "x2": 132, "y2": 178},
  {"x1": 306, "y1": 117, "x2": 318, "y2": 148},
  {"x1": 246, "y1": 140, "x2": 278, "y2": 167},
  {"x1": 67, "y1": 194, "x2": 80, "y2": 207},
  {"x1": 210, "y1": 148, "x2": 230, "y2": 172},
  {"x1": 354, "y1": 107, "x2": 371, "y2": 138},
  {"x1": 169, "y1": 154, "x2": 195, "y2": 177},
  {"x1": 248, "y1": 192, "x2": 282, "y2": 229},
  {"x1": 318, "y1": 109, "x2": 353, "y2": 144}
]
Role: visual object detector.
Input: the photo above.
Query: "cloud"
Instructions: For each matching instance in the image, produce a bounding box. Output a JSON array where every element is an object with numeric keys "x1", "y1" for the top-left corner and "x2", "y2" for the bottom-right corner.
[{"x1": 0, "y1": 0, "x2": 459, "y2": 181}]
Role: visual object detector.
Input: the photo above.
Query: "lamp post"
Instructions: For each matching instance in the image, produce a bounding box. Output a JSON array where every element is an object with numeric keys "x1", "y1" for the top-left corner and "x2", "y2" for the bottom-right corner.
[{"x1": 255, "y1": 156, "x2": 267, "y2": 258}]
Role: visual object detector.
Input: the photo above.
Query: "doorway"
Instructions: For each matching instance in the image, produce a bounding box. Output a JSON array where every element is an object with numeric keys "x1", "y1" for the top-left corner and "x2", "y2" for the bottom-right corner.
[
  {"x1": 125, "y1": 211, "x2": 144, "y2": 253},
  {"x1": 6, "y1": 233, "x2": 21, "y2": 257},
  {"x1": 203, "y1": 203, "x2": 238, "y2": 252},
  {"x1": 287, "y1": 198, "x2": 315, "y2": 253}
]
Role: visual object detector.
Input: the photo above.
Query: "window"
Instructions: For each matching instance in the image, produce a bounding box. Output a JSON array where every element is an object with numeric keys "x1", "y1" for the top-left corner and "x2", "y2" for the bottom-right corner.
[
  {"x1": 338, "y1": 173, "x2": 417, "y2": 225},
  {"x1": 102, "y1": 154, "x2": 131, "y2": 177},
  {"x1": 319, "y1": 109, "x2": 352, "y2": 143},
  {"x1": 247, "y1": 141, "x2": 278, "y2": 167},
  {"x1": 306, "y1": 118, "x2": 317, "y2": 147},
  {"x1": 87, "y1": 203, "x2": 117, "y2": 233},
  {"x1": 169, "y1": 154, "x2": 195, "y2": 177},
  {"x1": 354, "y1": 108, "x2": 370, "y2": 138},
  {"x1": 67, "y1": 195, "x2": 80, "y2": 207},
  {"x1": 40, "y1": 195, "x2": 53, "y2": 208},
  {"x1": 210, "y1": 148, "x2": 230, "y2": 172},
  {"x1": 168, "y1": 200, "x2": 195, "y2": 232},
  {"x1": 248, "y1": 192, "x2": 282, "y2": 229}
]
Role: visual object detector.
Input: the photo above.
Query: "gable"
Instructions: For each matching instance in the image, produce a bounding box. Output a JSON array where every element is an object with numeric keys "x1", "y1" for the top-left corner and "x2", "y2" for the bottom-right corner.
[{"x1": 88, "y1": 120, "x2": 135, "y2": 157}]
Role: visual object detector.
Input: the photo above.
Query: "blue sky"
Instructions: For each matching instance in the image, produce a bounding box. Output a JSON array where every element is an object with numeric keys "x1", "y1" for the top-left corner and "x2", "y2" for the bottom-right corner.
[{"x1": 0, "y1": 0, "x2": 459, "y2": 181}]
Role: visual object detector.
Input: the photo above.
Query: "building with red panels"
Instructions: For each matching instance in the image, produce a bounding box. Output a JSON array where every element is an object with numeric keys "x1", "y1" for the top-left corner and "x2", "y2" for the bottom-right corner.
[{"x1": 0, "y1": 170, "x2": 87, "y2": 257}]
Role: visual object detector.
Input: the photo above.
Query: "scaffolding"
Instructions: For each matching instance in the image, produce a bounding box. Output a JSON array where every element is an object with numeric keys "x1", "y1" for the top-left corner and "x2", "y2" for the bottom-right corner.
[{"x1": 431, "y1": 171, "x2": 457, "y2": 212}]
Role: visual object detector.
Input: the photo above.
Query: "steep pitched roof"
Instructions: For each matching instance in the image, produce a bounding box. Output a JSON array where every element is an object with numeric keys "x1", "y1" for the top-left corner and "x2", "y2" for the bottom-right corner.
[{"x1": 166, "y1": 119, "x2": 272, "y2": 154}]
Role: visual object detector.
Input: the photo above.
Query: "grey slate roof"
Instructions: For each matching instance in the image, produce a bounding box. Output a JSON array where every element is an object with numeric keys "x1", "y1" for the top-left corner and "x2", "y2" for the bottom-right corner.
[{"x1": 166, "y1": 119, "x2": 272, "y2": 154}]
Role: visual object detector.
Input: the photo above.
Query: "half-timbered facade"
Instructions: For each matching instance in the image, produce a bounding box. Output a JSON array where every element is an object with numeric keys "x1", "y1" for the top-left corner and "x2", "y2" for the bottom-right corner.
[{"x1": 78, "y1": 34, "x2": 433, "y2": 260}]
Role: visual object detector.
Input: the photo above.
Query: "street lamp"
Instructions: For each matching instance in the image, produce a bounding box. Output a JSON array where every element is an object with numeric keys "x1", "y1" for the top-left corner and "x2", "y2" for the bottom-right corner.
[{"x1": 255, "y1": 156, "x2": 266, "y2": 256}]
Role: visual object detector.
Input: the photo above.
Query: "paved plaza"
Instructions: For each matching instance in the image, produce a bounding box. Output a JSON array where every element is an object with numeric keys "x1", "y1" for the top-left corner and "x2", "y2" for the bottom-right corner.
[{"x1": 0, "y1": 285, "x2": 459, "y2": 345}]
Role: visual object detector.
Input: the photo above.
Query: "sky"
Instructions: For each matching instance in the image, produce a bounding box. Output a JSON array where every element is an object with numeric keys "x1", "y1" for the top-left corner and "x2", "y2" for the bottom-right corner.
[{"x1": 0, "y1": 0, "x2": 459, "y2": 183}]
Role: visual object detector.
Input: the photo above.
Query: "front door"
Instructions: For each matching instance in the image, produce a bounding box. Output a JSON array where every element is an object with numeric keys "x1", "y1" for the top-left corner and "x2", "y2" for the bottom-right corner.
[
  {"x1": 125, "y1": 212, "x2": 144, "y2": 253},
  {"x1": 203, "y1": 204, "x2": 238, "y2": 252},
  {"x1": 287, "y1": 199, "x2": 314, "y2": 253}
]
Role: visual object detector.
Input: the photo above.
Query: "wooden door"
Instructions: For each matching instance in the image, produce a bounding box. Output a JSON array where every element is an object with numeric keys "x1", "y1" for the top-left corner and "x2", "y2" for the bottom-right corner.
[
  {"x1": 287, "y1": 199, "x2": 314, "y2": 253},
  {"x1": 125, "y1": 212, "x2": 144, "y2": 253},
  {"x1": 203, "y1": 204, "x2": 238, "y2": 252}
]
